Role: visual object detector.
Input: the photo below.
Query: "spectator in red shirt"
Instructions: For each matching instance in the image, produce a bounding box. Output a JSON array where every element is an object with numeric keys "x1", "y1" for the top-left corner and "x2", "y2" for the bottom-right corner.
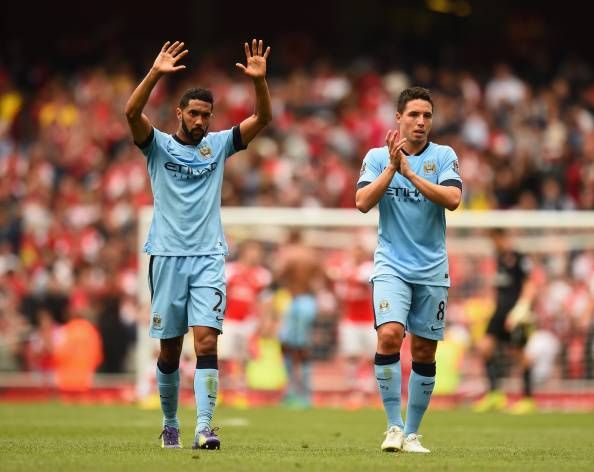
[
  {"x1": 329, "y1": 242, "x2": 376, "y2": 407},
  {"x1": 219, "y1": 240, "x2": 271, "y2": 406}
]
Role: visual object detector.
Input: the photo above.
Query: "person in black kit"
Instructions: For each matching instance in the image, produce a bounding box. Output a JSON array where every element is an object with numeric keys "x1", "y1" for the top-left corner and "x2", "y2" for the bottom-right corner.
[{"x1": 473, "y1": 228, "x2": 537, "y2": 414}]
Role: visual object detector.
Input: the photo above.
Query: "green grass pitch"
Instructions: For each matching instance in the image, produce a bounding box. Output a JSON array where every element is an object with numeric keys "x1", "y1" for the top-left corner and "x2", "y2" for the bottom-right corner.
[{"x1": 1, "y1": 403, "x2": 593, "y2": 471}]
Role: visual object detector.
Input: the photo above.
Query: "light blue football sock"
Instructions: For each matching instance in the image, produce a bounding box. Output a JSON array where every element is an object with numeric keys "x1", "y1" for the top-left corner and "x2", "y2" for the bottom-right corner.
[
  {"x1": 374, "y1": 353, "x2": 404, "y2": 430},
  {"x1": 194, "y1": 368, "x2": 218, "y2": 433},
  {"x1": 404, "y1": 361, "x2": 436, "y2": 435},
  {"x1": 156, "y1": 366, "x2": 180, "y2": 430},
  {"x1": 301, "y1": 361, "x2": 312, "y2": 404},
  {"x1": 283, "y1": 354, "x2": 296, "y2": 399}
]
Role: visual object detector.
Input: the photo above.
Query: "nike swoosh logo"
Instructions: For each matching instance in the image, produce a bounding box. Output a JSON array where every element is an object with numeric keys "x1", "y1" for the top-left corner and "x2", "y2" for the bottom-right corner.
[
  {"x1": 207, "y1": 394, "x2": 217, "y2": 399},
  {"x1": 376, "y1": 377, "x2": 391, "y2": 381},
  {"x1": 430, "y1": 326, "x2": 444, "y2": 331},
  {"x1": 421, "y1": 382, "x2": 435, "y2": 386},
  {"x1": 215, "y1": 316, "x2": 224, "y2": 322}
]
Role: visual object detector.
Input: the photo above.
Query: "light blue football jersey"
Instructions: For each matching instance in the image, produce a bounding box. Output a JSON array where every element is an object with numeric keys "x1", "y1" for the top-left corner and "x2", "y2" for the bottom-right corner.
[
  {"x1": 357, "y1": 142, "x2": 462, "y2": 287},
  {"x1": 139, "y1": 127, "x2": 245, "y2": 256}
]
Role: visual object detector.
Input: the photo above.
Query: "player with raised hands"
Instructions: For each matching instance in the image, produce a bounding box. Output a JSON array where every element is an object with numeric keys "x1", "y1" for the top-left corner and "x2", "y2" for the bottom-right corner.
[{"x1": 125, "y1": 38, "x2": 271, "y2": 450}]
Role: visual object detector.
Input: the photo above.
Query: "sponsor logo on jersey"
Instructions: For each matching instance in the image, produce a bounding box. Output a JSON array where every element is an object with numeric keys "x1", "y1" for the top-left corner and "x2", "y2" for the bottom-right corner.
[
  {"x1": 152, "y1": 312, "x2": 162, "y2": 329},
  {"x1": 423, "y1": 161, "x2": 437, "y2": 175},
  {"x1": 385, "y1": 186, "x2": 426, "y2": 202},
  {"x1": 164, "y1": 161, "x2": 217, "y2": 179}
]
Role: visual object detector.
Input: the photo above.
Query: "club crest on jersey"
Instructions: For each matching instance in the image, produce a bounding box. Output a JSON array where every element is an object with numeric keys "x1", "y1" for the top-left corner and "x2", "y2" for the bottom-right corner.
[
  {"x1": 378, "y1": 299, "x2": 391, "y2": 313},
  {"x1": 152, "y1": 313, "x2": 162, "y2": 330},
  {"x1": 199, "y1": 146, "x2": 212, "y2": 159},
  {"x1": 423, "y1": 161, "x2": 437, "y2": 175}
]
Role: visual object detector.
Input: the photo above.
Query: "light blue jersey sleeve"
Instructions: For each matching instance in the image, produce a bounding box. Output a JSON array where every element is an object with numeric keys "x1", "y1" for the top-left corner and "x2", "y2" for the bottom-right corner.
[
  {"x1": 357, "y1": 148, "x2": 385, "y2": 187},
  {"x1": 137, "y1": 128, "x2": 169, "y2": 161},
  {"x1": 437, "y1": 146, "x2": 462, "y2": 187}
]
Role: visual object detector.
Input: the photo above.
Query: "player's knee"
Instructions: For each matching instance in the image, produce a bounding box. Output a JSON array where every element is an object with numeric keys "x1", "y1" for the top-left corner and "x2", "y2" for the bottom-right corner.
[
  {"x1": 377, "y1": 323, "x2": 404, "y2": 352},
  {"x1": 193, "y1": 326, "x2": 219, "y2": 356},
  {"x1": 411, "y1": 342, "x2": 437, "y2": 363},
  {"x1": 158, "y1": 338, "x2": 183, "y2": 368},
  {"x1": 194, "y1": 335, "x2": 218, "y2": 356},
  {"x1": 478, "y1": 336, "x2": 495, "y2": 358}
]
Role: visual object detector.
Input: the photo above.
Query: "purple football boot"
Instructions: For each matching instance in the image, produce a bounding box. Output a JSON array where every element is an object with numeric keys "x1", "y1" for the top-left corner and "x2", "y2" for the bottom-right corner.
[
  {"x1": 192, "y1": 427, "x2": 221, "y2": 450},
  {"x1": 159, "y1": 425, "x2": 182, "y2": 448}
]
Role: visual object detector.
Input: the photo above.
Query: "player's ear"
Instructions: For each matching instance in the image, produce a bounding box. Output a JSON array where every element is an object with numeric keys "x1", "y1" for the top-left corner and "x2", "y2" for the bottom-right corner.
[
  {"x1": 176, "y1": 107, "x2": 182, "y2": 121},
  {"x1": 395, "y1": 112, "x2": 401, "y2": 125}
]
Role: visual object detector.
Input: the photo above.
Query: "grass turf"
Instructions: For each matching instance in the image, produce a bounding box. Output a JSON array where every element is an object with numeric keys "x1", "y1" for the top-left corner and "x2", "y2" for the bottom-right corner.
[{"x1": 1, "y1": 403, "x2": 593, "y2": 471}]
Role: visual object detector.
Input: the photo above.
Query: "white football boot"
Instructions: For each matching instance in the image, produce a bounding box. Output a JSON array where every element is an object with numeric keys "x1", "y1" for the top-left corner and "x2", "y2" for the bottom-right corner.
[
  {"x1": 403, "y1": 433, "x2": 430, "y2": 453},
  {"x1": 380, "y1": 426, "x2": 404, "y2": 452}
]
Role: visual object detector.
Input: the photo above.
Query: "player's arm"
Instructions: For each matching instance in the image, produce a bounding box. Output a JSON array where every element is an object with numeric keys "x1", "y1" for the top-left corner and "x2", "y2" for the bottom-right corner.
[
  {"x1": 505, "y1": 278, "x2": 536, "y2": 330},
  {"x1": 235, "y1": 39, "x2": 272, "y2": 146},
  {"x1": 399, "y1": 154, "x2": 461, "y2": 211},
  {"x1": 356, "y1": 130, "x2": 407, "y2": 213},
  {"x1": 506, "y1": 258, "x2": 538, "y2": 330},
  {"x1": 124, "y1": 41, "x2": 188, "y2": 145}
]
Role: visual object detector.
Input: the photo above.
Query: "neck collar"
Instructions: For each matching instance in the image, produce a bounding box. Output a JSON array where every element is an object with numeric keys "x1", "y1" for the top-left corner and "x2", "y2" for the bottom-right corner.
[
  {"x1": 172, "y1": 133, "x2": 202, "y2": 146},
  {"x1": 402, "y1": 141, "x2": 430, "y2": 156}
]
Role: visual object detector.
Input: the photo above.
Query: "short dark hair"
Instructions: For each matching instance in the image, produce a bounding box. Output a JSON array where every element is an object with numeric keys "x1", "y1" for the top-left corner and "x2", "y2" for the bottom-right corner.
[
  {"x1": 397, "y1": 86, "x2": 433, "y2": 113},
  {"x1": 179, "y1": 88, "x2": 214, "y2": 109}
]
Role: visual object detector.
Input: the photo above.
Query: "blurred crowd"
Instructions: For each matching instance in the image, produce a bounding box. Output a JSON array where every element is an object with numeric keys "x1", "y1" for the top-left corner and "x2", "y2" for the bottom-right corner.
[{"x1": 0, "y1": 52, "x2": 593, "y2": 390}]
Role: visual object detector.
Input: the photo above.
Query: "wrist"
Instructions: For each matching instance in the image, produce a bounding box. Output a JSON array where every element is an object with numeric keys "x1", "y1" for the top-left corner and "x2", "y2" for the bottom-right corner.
[
  {"x1": 149, "y1": 67, "x2": 164, "y2": 78},
  {"x1": 406, "y1": 170, "x2": 418, "y2": 182},
  {"x1": 386, "y1": 163, "x2": 399, "y2": 174}
]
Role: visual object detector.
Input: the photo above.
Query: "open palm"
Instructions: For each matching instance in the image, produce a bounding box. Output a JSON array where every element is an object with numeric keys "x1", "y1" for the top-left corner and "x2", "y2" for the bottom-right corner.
[
  {"x1": 236, "y1": 39, "x2": 270, "y2": 79},
  {"x1": 153, "y1": 41, "x2": 188, "y2": 74}
]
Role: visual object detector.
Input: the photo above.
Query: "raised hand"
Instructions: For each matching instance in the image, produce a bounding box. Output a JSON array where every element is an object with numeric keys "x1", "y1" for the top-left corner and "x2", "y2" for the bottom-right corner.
[
  {"x1": 386, "y1": 130, "x2": 407, "y2": 172},
  {"x1": 152, "y1": 41, "x2": 189, "y2": 75},
  {"x1": 235, "y1": 39, "x2": 270, "y2": 79}
]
